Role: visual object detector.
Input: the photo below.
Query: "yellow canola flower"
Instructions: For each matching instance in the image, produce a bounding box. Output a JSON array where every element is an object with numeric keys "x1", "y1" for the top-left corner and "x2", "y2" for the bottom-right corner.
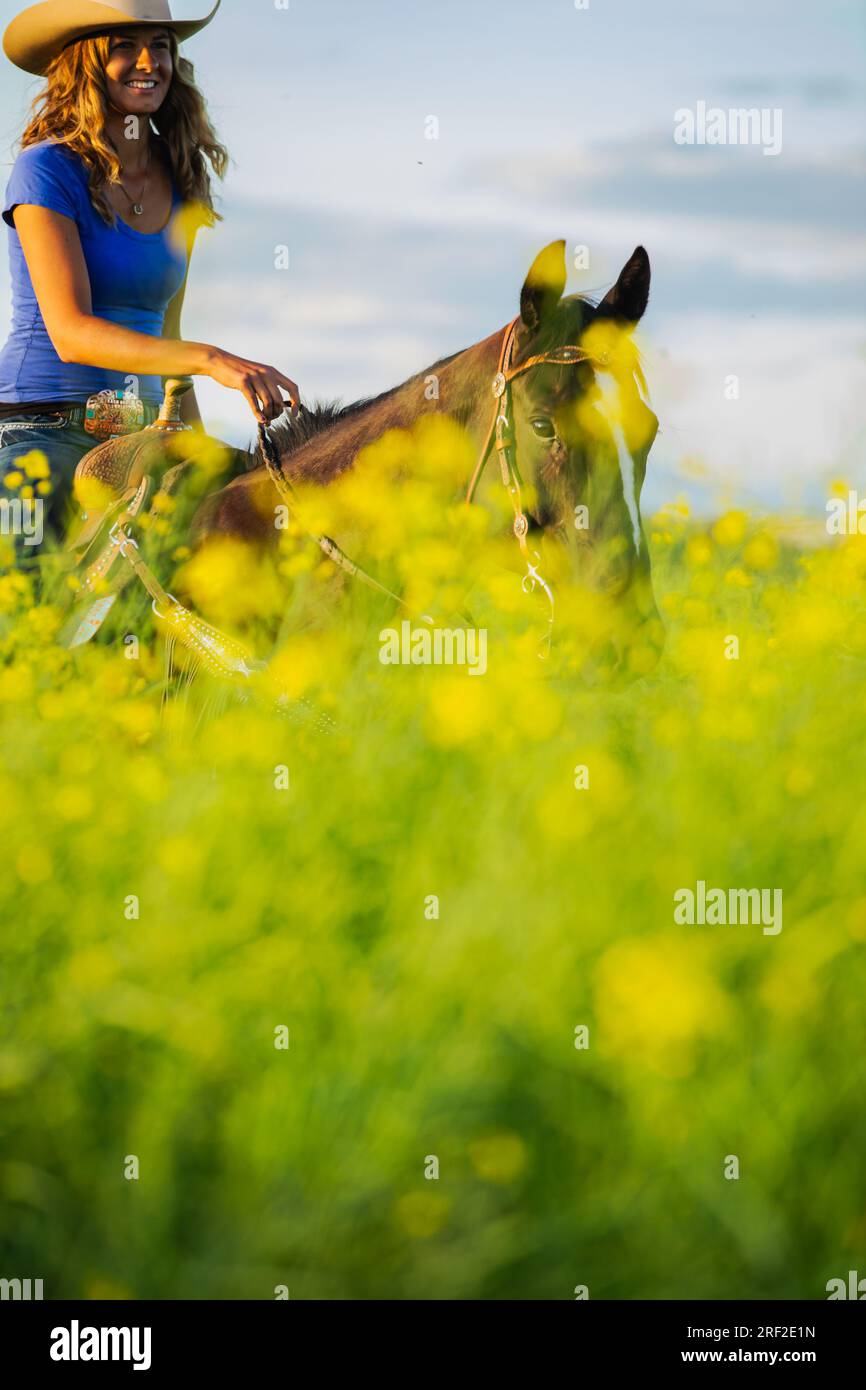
[
  {"x1": 535, "y1": 746, "x2": 629, "y2": 842},
  {"x1": 536, "y1": 779, "x2": 594, "y2": 842},
  {"x1": 759, "y1": 962, "x2": 818, "y2": 1019},
  {"x1": 846, "y1": 898, "x2": 866, "y2": 943},
  {"x1": 668, "y1": 626, "x2": 743, "y2": 693},
  {"x1": 278, "y1": 548, "x2": 316, "y2": 579},
  {"x1": 508, "y1": 675, "x2": 562, "y2": 741},
  {"x1": 393, "y1": 1191, "x2": 451, "y2": 1239},
  {"x1": 22, "y1": 450, "x2": 50, "y2": 480},
  {"x1": 83, "y1": 1278, "x2": 136, "y2": 1302},
  {"x1": 27, "y1": 605, "x2": 62, "y2": 641},
  {"x1": 469, "y1": 1132, "x2": 528, "y2": 1183},
  {"x1": 785, "y1": 765, "x2": 814, "y2": 797},
  {"x1": 158, "y1": 834, "x2": 205, "y2": 880},
  {"x1": 742, "y1": 532, "x2": 779, "y2": 572},
  {"x1": 0, "y1": 663, "x2": 35, "y2": 703},
  {"x1": 269, "y1": 630, "x2": 348, "y2": 701},
  {"x1": 724, "y1": 566, "x2": 752, "y2": 588},
  {"x1": 67, "y1": 946, "x2": 118, "y2": 993},
  {"x1": 398, "y1": 538, "x2": 462, "y2": 587},
  {"x1": 15, "y1": 844, "x2": 52, "y2": 885},
  {"x1": 424, "y1": 671, "x2": 492, "y2": 746},
  {"x1": 170, "y1": 428, "x2": 232, "y2": 479},
  {"x1": 127, "y1": 756, "x2": 170, "y2": 804},
  {"x1": 166, "y1": 198, "x2": 211, "y2": 255},
  {"x1": 150, "y1": 491, "x2": 177, "y2": 516},
  {"x1": 681, "y1": 598, "x2": 713, "y2": 627},
  {"x1": 594, "y1": 936, "x2": 730, "y2": 1077},
  {"x1": 652, "y1": 708, "x2": 690, "y2": 746},
  {"x1": 712, "y1": 510, "x2": 747, "y2": 546},
  {"x1": 54, "y1": 785, "x2": 94, "y2": 822},
  {"x1": 579, "y1": 316, "x2": 635, "y2": 378},
  {"x1": 176, "y1": 538, "x2": 285, "y2": 626},
  {"x1": 73, "y1": 474, "x2": 115, "y2": 514},
  {"x1": 410, "y1": 412, "x2": 475, "y2": 488},
  {"x1": 60, "y1": 745, "x2": 97, "y2": 778},
  {"x1": 481, "y1": 569, "x2": 528, "y2": 616},
  {"x1": 111, "y1": 699, "x2": 158, "y2": 744},
  {"x1": 685, "y1": 535, "x2": 713, "y2": 568},
  {"x1": 779, "y1": 593, "x2": 847, "y2": 650}
]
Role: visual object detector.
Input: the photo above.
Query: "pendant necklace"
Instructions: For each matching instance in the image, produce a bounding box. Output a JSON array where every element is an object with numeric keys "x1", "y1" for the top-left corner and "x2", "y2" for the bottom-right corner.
[{"x1": 118, "y1": 145, "x2": 151, "y2": 217}]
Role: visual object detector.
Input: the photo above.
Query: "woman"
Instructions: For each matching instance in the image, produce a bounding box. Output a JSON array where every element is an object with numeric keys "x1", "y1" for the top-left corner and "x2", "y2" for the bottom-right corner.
[{"x1": 0, "y1": 0, "x2": 299, "y2": 551}]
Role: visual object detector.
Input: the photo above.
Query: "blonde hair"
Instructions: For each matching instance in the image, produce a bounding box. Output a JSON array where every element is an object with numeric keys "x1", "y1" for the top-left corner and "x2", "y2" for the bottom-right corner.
[{"x1": 18, "y1": 29, "x2": 229, "y2": 228}]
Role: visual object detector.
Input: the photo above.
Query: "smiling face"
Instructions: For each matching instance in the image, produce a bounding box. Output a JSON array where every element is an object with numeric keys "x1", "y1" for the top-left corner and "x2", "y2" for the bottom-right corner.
[
  {"x1": 103, "y1": 25, "x2": 174, "y2": 117},
  {"x1": 509, "y1": 242, "x2": 664, "y2": 677}
]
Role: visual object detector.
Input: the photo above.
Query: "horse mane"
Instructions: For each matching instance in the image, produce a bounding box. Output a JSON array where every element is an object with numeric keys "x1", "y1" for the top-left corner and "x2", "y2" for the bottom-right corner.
[{"x1": 246, "y1": 349, "x2": 463, "y2": 467}]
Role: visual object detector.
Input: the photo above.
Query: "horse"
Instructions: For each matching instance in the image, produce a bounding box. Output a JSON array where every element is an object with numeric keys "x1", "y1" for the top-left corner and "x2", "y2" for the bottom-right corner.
[
  {"x1": 187, "y1": 239, "x2": 664, "y2": 680},
  {"x1": 62, "y1": 239, "x2": 664, "y2": 686}
]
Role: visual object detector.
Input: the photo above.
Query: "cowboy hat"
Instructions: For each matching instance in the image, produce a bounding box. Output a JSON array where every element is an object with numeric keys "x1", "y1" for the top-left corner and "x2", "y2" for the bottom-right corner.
[{"x1": 3, "y1": 0, "x2": 221, "y2": 75}]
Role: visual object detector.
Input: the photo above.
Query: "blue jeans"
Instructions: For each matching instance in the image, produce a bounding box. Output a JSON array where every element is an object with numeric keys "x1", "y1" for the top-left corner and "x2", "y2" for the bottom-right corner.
[{"x1": 0, "y1": 412, "x2": 96, "y2": 559}]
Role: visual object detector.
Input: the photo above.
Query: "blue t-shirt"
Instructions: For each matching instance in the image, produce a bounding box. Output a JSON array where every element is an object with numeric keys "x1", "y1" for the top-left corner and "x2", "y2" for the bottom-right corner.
[{"x1": 0, "y1": 139, "x2": 188, "y2": 404}]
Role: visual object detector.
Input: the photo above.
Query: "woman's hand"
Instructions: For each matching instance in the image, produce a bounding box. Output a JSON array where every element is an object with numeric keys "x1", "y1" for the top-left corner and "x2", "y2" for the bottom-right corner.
[{"x1": 205, "y1": 348, "x2": 300, "y2": 424}]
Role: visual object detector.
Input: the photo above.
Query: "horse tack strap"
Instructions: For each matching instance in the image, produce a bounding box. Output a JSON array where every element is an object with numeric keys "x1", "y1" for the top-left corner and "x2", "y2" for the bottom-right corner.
[
  {"x1": 465, "y1": 318, "x2": 517, "y2": 507},
  {"x1": 464, "y1": 317, "x2": 599, "y2": 514},
  {"x1": 462, "y1": 317, "x2": 602, "y2": 658},
  {"x1": 257, "y1": 423, "x2": 431, "y2": 620}
]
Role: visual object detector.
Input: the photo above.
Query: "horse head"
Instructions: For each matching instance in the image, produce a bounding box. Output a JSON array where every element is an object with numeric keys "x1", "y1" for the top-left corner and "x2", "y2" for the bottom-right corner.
[{"x1": 477, "y1": 239, "x2": 663, "y2": 679}]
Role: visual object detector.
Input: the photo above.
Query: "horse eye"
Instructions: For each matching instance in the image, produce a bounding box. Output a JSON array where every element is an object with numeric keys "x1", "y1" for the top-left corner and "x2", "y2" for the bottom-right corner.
[{"x1": 530, "y1": 416, "x2": 556, "y2": 440}]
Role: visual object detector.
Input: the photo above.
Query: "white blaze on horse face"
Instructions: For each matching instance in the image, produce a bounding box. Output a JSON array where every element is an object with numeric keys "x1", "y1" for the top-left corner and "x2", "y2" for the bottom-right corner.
[
  {"x1": 594, "y1": 369, "x2": 642, "y2": 558},
  {"x1": 613, "y1": 420, "x2": 642, "y2": 557}
]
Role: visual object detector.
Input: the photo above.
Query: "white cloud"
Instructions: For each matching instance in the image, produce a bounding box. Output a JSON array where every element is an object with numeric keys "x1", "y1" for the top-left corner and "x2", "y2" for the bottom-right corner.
[{"x1": 642, "y1": 314, "x2": 866, "y2": 512}]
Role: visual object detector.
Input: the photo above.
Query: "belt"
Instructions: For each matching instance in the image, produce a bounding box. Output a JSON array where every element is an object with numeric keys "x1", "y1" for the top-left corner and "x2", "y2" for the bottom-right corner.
[{"x1": 0, "y1": 399, "x2": 161, "y2": 426}]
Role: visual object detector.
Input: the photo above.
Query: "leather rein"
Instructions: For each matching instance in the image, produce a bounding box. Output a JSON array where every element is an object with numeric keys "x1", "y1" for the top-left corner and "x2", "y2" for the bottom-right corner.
[{"x1": 259, "y1": 316, "x2": 606, "y2": 649}]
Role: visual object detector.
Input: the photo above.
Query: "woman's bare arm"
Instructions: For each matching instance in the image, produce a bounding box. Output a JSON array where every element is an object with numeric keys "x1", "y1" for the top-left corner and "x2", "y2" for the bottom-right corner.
[
  {"x1": 15, "y1": 203, "x2": 213, "y2": 374},
  {"x1": 12, "y1": 204, "x2": 299, "y2": 423}
]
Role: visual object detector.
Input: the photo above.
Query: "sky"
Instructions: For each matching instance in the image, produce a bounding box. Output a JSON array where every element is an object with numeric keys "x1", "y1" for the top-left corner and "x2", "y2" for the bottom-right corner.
[{"x1": 1, "y1": 0, "x2": 864, "y2": 515}]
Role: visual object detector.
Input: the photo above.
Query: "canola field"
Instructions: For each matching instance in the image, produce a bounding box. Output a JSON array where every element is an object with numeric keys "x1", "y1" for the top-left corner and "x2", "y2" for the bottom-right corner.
[{"x1": 1, "y1": 419, "x2": 864, "y2": 1300}]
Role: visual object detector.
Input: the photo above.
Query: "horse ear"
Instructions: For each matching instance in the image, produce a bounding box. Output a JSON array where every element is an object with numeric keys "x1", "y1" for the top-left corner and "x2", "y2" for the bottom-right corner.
[
  {"x1": 519, "y1": 240, "x2": 567, "y2": 332},
  {"x1": 596, "y1": 246, "x2": 650, "y2": 326}
]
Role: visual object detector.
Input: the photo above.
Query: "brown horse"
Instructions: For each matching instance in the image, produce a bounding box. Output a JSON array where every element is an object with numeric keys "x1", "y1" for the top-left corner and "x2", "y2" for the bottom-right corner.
[{"x1": 189, "y1": 239, "x2": 664, "y2": 677}]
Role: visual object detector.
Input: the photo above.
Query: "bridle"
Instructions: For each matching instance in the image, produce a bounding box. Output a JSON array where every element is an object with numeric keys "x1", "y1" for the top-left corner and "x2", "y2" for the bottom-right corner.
[
  {"x1": 464, "y1": 315, "x2": 607, "y2": 652},
  {"x1": 259, "y1": 315, "x2": 607, "y2": 654}
]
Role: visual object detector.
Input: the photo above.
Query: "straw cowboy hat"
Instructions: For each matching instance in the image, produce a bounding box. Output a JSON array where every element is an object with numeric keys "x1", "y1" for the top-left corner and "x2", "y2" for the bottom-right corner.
[{"x1": 3, "y1": 0, "x2": 220, "y2": 75}]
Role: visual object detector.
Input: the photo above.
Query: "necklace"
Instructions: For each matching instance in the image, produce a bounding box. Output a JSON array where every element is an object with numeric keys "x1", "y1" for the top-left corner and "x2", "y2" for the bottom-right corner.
[{"x1": 117, "y1": 145, "x2": 152, "y2": 217}]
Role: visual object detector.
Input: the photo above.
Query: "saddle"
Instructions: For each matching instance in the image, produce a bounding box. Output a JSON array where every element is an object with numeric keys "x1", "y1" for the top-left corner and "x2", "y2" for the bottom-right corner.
[
  {"x1": 66, "y1": 376, "x2": 199, "y2": 562},
  {"x1": 58, "y1": 377, "x2": 259, "y2": 679}
]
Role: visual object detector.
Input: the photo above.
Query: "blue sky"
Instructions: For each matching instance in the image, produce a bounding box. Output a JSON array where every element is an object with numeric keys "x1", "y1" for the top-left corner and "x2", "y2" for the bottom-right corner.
[{"x1": 1, "y1": 0, "x2": 864, "y2": 515}]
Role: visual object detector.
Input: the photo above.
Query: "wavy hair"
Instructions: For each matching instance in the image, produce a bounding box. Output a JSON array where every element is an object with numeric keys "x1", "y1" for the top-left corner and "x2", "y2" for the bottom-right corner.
[{"x1": 18, "y1": 29, "x2": 228, "y2": 228}]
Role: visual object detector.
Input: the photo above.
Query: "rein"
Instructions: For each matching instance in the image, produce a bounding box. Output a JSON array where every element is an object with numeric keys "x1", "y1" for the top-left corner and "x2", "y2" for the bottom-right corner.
[{"x1": 256, "y1": 422, "x2": 421, "y2": 618}]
